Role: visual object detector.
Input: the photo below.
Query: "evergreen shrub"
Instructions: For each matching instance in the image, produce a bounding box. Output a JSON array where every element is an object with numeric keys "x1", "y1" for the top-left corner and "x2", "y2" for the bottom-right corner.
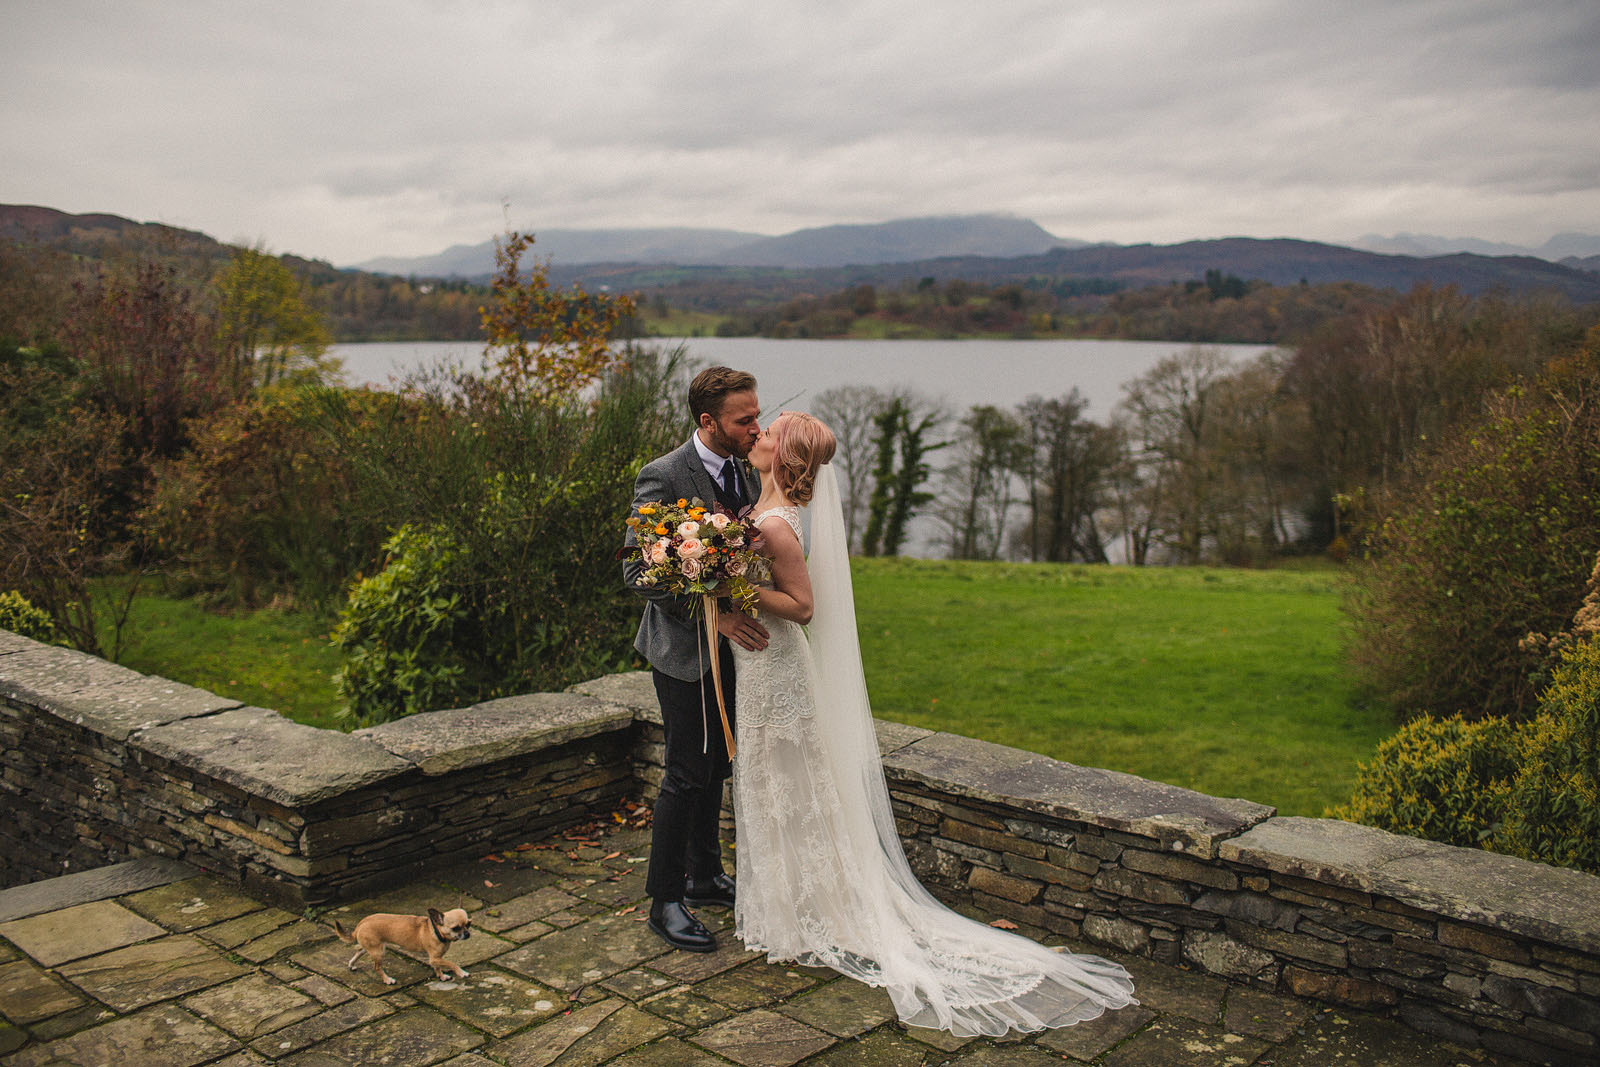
[
  {"x1": 1496, "y1": 640, "x2": 1600, "y2": 873},
  {"x1": 332, "y1": 524, "x2": 474, "y2": 726},
  {"x1": 1331, "y1": 715, "x2": 1518, "y2": 848},
  {"x1": 0, "y1": 591, "x2": 58, "y2": 643},
  {"x1": 1340, "y1": 570, "x2": 1600, "y2": 874}
]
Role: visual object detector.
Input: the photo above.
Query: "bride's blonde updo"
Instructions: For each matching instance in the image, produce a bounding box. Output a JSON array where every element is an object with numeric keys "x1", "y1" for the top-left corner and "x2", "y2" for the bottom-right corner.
[{"x1": 771, "y1": 411, "x2": 836, "y2": 506}]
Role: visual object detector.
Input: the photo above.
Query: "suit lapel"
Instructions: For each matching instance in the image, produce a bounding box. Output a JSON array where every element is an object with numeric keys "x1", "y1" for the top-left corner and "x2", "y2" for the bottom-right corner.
[
  {"x1": 676, "y1": 436, "x2": 720, "y2": 507},
  {"x1": 739, "y1": 459, "x2": 760, "y2": 508}
]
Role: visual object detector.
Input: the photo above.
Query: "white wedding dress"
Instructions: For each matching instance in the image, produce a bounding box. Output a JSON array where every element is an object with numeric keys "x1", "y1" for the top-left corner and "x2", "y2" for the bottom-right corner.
[{"x1": 731, "y1": 466, "x2": 1135, "y2": 1036}]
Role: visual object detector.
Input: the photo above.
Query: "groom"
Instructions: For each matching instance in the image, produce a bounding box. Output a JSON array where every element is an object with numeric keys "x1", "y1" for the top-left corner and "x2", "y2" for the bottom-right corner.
[{"x1": 623, "y1": 365, "x2": 770, "y2": 953}]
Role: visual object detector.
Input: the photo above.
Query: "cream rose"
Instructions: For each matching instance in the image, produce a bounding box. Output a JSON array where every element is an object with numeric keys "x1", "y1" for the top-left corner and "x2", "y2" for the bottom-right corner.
[
  {"x1": 726, "y1": 556, "x2": 747, "y2": 577},
  {"x1": 680, "y1": 556, "x2": 703, "y2": 579},
  {"x1": 648, "y1": 542, "x2": 668, "y2": 565},
  {"x1": 677, "y1": 520, "x2": 701, "y2": 539},
  {"x1": 707, "y1": 512, "x2": 731, "y2": 531},
  {"x1": 677, "y1": 537, "x2": 707, "y2": 560}
]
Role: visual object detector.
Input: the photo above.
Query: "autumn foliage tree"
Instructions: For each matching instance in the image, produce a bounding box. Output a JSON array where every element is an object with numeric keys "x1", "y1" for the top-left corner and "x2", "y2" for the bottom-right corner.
[
  {"x1": 480, "y1": 231, "x2": 636, "y2": 399},
  {"x1": 212, "y1": 246, "x2": 335, "y2": 390}
]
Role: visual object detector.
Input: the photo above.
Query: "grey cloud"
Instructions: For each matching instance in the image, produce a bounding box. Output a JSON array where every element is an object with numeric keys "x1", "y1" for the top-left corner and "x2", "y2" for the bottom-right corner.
[{"x1": 2, "y1": 0, "x2": 1596, "y2": 262}]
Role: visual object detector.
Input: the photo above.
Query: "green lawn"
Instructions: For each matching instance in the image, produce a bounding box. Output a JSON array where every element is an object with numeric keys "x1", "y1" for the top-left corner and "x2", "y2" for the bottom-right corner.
[
  {"x1": 108, "y1": 586, "x2": 348, "y2": 731},
  {"x1": 96, "y1": 559, "x2": 1381, "y2": 815},
  {"x1": 851, "y1": 558, "x2": 1383, "y2": 817}
]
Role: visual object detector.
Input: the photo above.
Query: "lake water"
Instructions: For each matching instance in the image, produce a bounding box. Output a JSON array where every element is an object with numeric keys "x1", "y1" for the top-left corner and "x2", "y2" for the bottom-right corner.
[
  {"x1": 332, "y1": 336, "x2": 1279, "y2": 559},
  {"x1": 332, "y1": 337, "x2": 1279, "y2": 422}
]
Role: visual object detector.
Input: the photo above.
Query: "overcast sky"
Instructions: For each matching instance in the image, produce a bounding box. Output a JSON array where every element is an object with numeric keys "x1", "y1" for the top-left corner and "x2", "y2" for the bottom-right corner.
[{"x1": 5, "y1": 0, "x2": 1597, "y2": 266}]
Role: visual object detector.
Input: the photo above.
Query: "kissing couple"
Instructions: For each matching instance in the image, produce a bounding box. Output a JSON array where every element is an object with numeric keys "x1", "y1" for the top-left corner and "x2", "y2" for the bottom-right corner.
[{"x1": 621, "y1": 366, "x2": 1136, "y2": 1036}]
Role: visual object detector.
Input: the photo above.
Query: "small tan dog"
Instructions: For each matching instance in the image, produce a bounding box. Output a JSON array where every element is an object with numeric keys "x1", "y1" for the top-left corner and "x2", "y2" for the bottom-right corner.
[{"x1": 333, "y1": 907, "x2": 473, "y2": 985}]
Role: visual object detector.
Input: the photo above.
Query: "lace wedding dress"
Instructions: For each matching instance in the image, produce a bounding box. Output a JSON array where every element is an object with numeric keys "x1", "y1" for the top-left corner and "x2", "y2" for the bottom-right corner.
[{"x1": 731, "y1": 467, "x2": 1135, "y2": 1036}]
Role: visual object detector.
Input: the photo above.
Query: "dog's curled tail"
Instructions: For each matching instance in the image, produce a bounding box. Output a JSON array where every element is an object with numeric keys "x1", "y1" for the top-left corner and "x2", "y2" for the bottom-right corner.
[{"x1": 332, "y1": 919, "x2": 356, "y2": 944}]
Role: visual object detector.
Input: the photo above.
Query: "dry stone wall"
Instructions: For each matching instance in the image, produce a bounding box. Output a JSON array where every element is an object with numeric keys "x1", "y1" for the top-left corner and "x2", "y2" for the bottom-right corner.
[
  {"x1": 5, "y1": 633, "x2": 1599, "y2": 1065},
  {"x1": 0, "y1": 631, "x2": 634, "y2": 906},
  {"x1": 572, "y1": 671, "x2": 1600, "y2": 1067}
]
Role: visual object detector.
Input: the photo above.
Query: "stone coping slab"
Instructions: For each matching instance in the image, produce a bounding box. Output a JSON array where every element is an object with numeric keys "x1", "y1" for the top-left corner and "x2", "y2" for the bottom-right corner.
[
  {"x1": 0, "y1": 858, "x2": 196, "y2": 923},
  {"x1": 0, "y1": 630, "x2": 41, "y2": 655},
  {"x1": 53, "y1": 679, "x2": 241, "y2": 742},
  {"x1": 0, "y1": 644, "x2": 144, "y2": 704},
  {"x1": 1224, "y1": 816, "x2": 1600, "y2": 952},
  {"x1": 569, "y1": 671, "x2": 936, "y2": 758},
  {"x1": 0, "y1": 642, "x2": 241, "y2": 740},
  {"x1": 873, "y1": 719, "x2": 935, "y2": 756},
  {"x1": 569, "y1": 670, "x2": 660, "y2": 722},
  {"x1": 357, "y1": 692, "x2": 632, "y2": 775},
  {"x1": 884, "y1": 730, "x2": 1275, "y2": 858},
  {"x1": 134, "y1": 706, "x2": 414, "y2": 808}
]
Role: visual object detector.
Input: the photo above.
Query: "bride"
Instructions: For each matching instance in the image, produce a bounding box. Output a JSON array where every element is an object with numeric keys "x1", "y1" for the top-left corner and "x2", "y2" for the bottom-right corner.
[{"x1": 730, "y1": 410, "x2": 1136, "y2": 1037}]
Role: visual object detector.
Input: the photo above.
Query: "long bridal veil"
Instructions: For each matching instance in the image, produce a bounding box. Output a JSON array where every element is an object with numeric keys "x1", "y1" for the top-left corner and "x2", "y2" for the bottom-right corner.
[{"x1": 791, "y1": 465, "x2": 1136, "y2": 1035}]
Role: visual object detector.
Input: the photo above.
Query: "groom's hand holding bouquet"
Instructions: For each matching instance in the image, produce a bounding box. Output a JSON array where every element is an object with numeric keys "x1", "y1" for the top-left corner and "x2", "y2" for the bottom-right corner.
[{"x1": 624, "y1": 497, "x2": 766, "y2": 757}]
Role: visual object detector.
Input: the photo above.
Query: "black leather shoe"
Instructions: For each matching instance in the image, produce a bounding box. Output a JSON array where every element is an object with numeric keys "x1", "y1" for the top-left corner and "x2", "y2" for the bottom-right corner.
[
  {"x1": 684, "y1": 872, "x2": 736, "y2": 909},
  {"x1": 647, "y1": 900, "x2": 716, "y2": 953}
]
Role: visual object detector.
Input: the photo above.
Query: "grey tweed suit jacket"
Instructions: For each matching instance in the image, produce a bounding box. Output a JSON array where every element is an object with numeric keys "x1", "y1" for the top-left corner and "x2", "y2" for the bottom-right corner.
[{"x1": 623, "y1": 436, "x2": 760, "y2": 682}]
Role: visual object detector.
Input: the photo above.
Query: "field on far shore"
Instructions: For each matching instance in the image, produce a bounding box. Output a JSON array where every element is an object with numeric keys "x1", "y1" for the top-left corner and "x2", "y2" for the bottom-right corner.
[{"x1": 108, "y1": 558, "x2": 1377, "y2": 816}]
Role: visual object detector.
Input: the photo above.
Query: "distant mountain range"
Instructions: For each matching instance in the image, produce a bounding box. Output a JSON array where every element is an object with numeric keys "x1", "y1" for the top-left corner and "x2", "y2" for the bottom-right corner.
[
  {"x1": 355, "y1": 215, "x2": 1085, "y2": 275},
  {"x1": 5, "y1": 204, "x2": 1598, "y2": 303},
  {"x1": 1351, "y1": 231, "x2": 1600, "y2": 266},
  {"x1": 543, "y1": 237, "x2": 1600, "y2": 304},
  {"x1": 353, "y1": 214, "x2": 1600, "y2": 300}
]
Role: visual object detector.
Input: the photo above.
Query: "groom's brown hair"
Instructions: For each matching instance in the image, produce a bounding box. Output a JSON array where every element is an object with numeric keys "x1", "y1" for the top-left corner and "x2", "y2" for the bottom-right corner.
[{"x1": 689, "y1": 366, "x2": 757, "y2": 422}]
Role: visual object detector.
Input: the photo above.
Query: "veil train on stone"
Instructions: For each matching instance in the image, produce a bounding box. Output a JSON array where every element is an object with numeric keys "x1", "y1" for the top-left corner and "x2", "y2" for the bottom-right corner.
[{"x1": 730, "y1": 464, "x2": 1136, "y2": 1036}]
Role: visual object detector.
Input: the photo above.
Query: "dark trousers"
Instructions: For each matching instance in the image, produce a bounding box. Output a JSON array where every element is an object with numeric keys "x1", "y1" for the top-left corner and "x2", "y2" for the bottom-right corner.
[{"x1": 645, "y1": 639, "x2": 735, "y2": 902}]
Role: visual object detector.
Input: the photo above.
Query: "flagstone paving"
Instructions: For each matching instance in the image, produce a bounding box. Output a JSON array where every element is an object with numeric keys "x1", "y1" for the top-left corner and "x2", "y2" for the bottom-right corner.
[{"x1": 0, "y1": 818, "x2": 1539, "y2": 1066}]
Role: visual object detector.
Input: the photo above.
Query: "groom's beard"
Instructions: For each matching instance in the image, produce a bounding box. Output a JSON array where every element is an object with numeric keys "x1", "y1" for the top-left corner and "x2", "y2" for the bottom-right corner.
[{"x1": 706, "y1": 421, "x2": 752, "y2": 460}]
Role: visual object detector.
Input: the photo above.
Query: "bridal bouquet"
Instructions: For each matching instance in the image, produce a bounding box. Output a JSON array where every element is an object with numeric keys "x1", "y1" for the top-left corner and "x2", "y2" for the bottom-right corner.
[
  {"x1": 625, "y1": 497, "x2": 766, "y2": 757},
  {"x1": 625, "y1": 498, "x2": 764, "y2": 614}
]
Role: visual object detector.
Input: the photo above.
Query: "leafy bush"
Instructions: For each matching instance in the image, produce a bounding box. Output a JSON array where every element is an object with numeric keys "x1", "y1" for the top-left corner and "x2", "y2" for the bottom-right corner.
[
  {"x1": 141, "y1": 386, "x2": 387, "y2": 607},
  {"x1": 1347, "y1": 331, "x2": 1600, "y2": 721},
  {"x1": 1331, "y1": 715, "x2": 1518, "y2": 848},
  {"x1": 332, "y1": 525, "x2": 476, "y2": 726},
  {"x1": 1339, "y1": 577, "x2": 1600, "y2": 875},
  {"x1": 0, "y1": 590, "x2": 57, "y2": 643},
  {"x1": 0, "y1": 360, "x2": 144, "y2": 656},
  {"x1": 323, "y1": 348, "x2": 687, "y2": 726}
]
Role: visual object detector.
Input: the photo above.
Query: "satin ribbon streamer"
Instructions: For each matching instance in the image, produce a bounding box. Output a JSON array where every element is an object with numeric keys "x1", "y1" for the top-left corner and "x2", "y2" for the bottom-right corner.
[{"x1": 701, "y1": 595, "x2": 737, "y2": 758}]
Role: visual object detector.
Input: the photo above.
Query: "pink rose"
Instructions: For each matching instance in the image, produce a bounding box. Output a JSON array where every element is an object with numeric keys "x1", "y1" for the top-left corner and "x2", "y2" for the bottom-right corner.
[
  {"x1": 677, "y1": 538, "x2": 707, "y2": 560},
  {"x1": 648, "y1": 542, "x2": 668, "y2": 565},
  {"x1": 680, "y1": 556, "x2": 703, "y2": 579},
  {"x1": 707, "y1": 513, "x2": 731, "y2": 531}
]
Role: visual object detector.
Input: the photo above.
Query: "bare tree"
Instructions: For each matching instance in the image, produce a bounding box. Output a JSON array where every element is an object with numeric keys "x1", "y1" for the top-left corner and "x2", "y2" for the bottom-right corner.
[
  {"x1": 1116, "y1": 346, "x2": 1233, "y2": 563},
  {"x1": 1016, "y1": 390, "x2": 1119, "y2": 562},
  {"x1": 813, "y1": 385, "x2": 887, "y2": 553},
  {"x1": 937, "y1": 404, "x2": 1026, "y2": 559}
]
